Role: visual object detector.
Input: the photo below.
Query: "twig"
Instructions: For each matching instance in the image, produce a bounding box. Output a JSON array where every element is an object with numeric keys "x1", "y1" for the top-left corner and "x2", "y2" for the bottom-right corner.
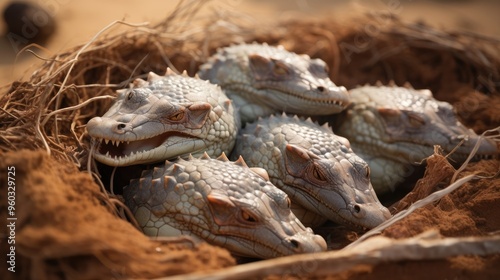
[
  {"x1": 158, "y1": 231, "x2": 500, "y2": 280},
  {"x1": 345, "y1": 173, "x2": 478, "y2": 248}
]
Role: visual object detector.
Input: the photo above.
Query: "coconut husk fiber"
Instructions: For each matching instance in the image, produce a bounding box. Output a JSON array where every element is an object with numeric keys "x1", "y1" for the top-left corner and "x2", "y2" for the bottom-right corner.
[{"x1": 1, "y1": 0, "x2": 500, "y2": 279}]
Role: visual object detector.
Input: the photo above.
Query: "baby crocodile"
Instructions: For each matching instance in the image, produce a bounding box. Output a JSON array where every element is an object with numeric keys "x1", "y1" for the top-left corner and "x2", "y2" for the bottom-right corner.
[
  {"x1": 86, "y1": 70, "x2": 238, "y2": 166},
  {"x1": 198, "y1": 43, "x2": 350, "y2": 124},
  {"x1": 123, "y1": 153, "x2": 327, "y2": 259},
  {"x1": 335, "y1": 84, "x2": 498, "y2": 194},
  {"x1": 232, "y1": 114, "x2": 391, "y2": 229}
]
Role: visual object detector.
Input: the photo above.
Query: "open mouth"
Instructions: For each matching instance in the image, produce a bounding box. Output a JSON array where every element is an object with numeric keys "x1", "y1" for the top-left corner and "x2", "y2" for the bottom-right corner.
[{"x1": 93, "y1": 131, "x2": 198, "y2": 159}]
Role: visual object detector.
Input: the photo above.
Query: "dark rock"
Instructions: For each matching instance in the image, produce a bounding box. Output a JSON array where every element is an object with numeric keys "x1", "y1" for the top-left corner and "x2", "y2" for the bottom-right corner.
[{"x1": 3, "y1": 1, "x2": 56, "y2": 50}]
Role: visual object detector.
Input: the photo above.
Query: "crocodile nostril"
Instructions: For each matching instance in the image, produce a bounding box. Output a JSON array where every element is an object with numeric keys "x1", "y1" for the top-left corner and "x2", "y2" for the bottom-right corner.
[
  {"x1": 290, "y1": 238, "x2": 300, "y2": 249},
  {"x1": 352, "y1": 203, "x2": 367, "y2": 218},
  {"x1": 113, "y1": 123, "x2": 128, "y2": 134},
  {"x1": 317, "y1": 86, "x2": 325, "y2": 93}
]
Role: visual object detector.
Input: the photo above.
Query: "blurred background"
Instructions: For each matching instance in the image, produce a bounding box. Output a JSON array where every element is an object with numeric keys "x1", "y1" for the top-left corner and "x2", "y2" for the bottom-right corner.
[{"x1": 1, "y1": 0, "x2": 499, "y2": 86}]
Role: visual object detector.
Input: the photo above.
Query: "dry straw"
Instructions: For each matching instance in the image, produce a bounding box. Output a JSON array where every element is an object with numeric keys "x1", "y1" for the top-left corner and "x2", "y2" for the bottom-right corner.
[{"x1": 0, "y1": 0, "x2": 259, "y2": 166}]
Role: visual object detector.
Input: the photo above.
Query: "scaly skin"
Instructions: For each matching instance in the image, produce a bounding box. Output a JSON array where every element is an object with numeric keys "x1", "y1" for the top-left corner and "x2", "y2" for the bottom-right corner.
[
  {"x1": 335, "y1": 85, "x2": 499, "y2": 194},
  {"x1": 123, "y1": 153, "x2": 327, "y2": 259},
  {"x1": 86, "y1": 69, "x2": 238, "y2": 166},
  {"x1": 198, "y1": 43, "x2": 350, "y2": 124},
  {"x1": 231, "y1": 114, "x2": 391, "y2": 229}
]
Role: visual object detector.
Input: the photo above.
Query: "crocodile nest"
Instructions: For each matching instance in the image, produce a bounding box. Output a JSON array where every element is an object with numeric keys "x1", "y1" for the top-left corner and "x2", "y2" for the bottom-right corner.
[{"x1": 1, "y1": 1, "x2": 499, "y2": 279}]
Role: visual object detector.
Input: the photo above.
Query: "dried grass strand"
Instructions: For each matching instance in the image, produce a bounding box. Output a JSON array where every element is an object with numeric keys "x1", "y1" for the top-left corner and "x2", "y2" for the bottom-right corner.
[
  {"x1": 451, "y1": 126, "x2": 500, "y2": 183},
  {"x1": 41, "y1": 95, "x2": 115, "y2": 127}
]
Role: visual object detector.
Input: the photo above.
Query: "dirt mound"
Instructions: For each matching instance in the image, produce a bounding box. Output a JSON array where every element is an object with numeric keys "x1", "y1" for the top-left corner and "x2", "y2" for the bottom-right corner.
[
  {"x1": 0, "y1": 150, "x2": 235, "y2": 280},
  {"x1": 387, "y1": 154, "x2": 500, "y2": 239},
  {"x1": 0, "y1": 1, "x2": 499, "y2": 279},
  {"x1": 364, "y1": 153, "x2": 500, "y2": 280}
]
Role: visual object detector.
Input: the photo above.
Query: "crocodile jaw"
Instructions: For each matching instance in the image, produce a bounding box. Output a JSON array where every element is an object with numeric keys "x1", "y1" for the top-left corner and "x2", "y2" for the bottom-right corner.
[
  {"x1": 87, "y1": 113, "x2": 210, "y2": 166},
  {"x1": 91, "y1": 134, "x2": 206, "y2": 166},
  {"x1": 283, "y1": 179, "x2": 391, "y2": 230},
  {"x1": 206, "y1": 218, "x2": 327, "y2": 258},
  {"x1": 225, "y1": 84, "x2": 349, "y2": 116},
  {"x1": 139, "y1": 210, "x2": 327, "y2": 259}
]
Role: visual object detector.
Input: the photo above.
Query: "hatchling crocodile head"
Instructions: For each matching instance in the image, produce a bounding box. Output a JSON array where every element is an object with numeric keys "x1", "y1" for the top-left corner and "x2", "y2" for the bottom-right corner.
[
  {"x1": 86, "y1": 70, "x2": 238, "y2": 166},
  {"x1": 198, "y1": 43, "x2": 350, "y2": 121},
  {"x1": 124, "y1": 153, "x2": 327, "y2": 259},
  {"x1": 342, "y1": 85, "x2": 498, "y2": 164}
]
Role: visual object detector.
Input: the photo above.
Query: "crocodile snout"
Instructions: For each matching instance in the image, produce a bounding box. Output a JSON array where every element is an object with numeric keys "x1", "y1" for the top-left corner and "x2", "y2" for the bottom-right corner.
[
  {"x1": 285, "y1": 228, "x2": 327, "y2": 255},
  {"x1": 87, "y1": 117, "x2": 133, "y2": 136}
]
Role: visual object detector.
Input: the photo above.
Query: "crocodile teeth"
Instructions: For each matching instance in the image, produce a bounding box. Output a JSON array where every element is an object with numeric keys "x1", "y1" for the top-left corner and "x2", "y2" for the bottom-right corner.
[
  {"x1": 105, "y1": 151, "x2": 110, "y2": 157},
  {"x1": 105, "y1": 139, "x2": 110, "y2": 145}
]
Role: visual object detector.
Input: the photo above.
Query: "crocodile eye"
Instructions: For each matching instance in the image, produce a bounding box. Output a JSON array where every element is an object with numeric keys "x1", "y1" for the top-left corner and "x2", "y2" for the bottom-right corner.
[
  {"x1": 312, "y1": 166, "x2": 326, "y2": 181},
  {"x1": 408, "y1": 113, "x2": 426, "y2": 127},
  {"x1": 365, "y1": 165, "x2": 370, "y2": 178},
  {"x1": 241, "y1": 210, "x2": 258, "y2": 223},
  {"x1": 273, "y1": 62, "x2": 288, "y2": 76},
  {"x1": 169, "y1": 111, "x2": 184, "y2": 121},
  {"x1": 286, "y1": 197, "x2": 292, "y2": 209},
  {"x1": 126, "y1": 91, "x2": 134, "y2": 101}
]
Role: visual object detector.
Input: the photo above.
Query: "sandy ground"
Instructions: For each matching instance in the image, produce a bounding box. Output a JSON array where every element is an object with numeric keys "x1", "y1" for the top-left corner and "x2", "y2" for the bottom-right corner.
[{"x1": 1, "y1": 0, "x2": 499, "y2": 86}]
